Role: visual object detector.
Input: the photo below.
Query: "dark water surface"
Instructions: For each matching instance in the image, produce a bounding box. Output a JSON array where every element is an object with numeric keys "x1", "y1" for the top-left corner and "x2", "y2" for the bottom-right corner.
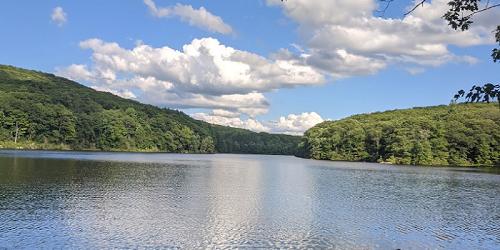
[{"x1": 0, "y1": 150, "x2": 499, "y2": 249}]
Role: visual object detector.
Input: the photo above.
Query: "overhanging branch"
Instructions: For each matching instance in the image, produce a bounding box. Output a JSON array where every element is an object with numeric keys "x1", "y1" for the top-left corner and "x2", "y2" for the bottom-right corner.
[
  {"x1": 463, "y1": 3, "x2": 500, "y2": 19},
  {"x1": 404, "y1": 0, "x2": 427, "y2": 16}
]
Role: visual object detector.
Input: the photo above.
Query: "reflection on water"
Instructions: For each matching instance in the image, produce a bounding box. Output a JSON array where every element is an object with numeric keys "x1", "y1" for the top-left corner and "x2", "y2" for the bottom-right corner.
[{"x1": 0, "y1": 151, "x2": 499, "y2": 249}]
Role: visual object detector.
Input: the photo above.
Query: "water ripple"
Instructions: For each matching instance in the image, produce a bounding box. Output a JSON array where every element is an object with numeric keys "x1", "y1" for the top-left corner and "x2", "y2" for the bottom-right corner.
[{"x1": 0, "y1": 152, "x2": 499, "y2": 249}]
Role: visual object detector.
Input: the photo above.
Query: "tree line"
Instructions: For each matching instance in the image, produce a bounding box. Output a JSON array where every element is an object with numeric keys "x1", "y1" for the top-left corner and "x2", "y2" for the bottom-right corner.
[{"x1": 297, "y1": 103, "x2": 499, "y2": 166}]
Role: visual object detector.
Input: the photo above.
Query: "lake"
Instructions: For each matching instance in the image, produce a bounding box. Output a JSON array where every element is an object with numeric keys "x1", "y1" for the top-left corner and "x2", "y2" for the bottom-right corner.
[{"x1": 0, "y1": 150, "x2": 499, "y2": 249}]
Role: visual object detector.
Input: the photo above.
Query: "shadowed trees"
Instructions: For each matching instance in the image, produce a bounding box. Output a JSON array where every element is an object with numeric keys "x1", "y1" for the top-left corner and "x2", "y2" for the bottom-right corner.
[{"x1": 454, "y1": 84, "x2": 500, "y2": 107}]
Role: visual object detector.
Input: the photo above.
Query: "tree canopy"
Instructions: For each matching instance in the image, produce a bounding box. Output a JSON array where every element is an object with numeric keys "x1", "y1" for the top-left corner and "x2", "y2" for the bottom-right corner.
[
  {"x1": 0, "y1": 65, "x2": 301, "y2": 155},
  {"x1": 298, "y1": 103, "x2": 499, "y2": 166}
]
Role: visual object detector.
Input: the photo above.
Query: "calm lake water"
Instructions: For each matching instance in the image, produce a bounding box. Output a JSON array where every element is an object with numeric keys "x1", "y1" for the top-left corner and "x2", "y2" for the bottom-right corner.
[{"x1": 0, "y1": 150, "x2": 499, "y2": 249}]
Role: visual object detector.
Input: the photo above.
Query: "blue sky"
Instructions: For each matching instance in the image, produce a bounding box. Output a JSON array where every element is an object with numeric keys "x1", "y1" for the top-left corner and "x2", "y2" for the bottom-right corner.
[{"x1": 0, "y1": 0, "x2": 498, "y2": 134}]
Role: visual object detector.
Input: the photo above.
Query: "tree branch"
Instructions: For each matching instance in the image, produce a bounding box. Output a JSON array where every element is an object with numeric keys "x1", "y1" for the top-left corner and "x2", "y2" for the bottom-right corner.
[
  {"x1": 376, "y1": 0, "x2": 394, "y2": 17},
  {"x1": 404, "y1": 0, "x2": 427, "y2": 16},
  {"x1": 463, "y1": 3, "x2": 500, "y2": 19}
]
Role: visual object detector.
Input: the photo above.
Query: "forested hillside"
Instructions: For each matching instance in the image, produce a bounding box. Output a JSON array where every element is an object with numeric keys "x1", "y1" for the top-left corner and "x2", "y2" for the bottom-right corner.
[
  {"x1": 298, "y1": 104, "x2": 499, "y2": 166},
  {"x1": 0, "y1": 65, "x2": 300, "y2": 154}
]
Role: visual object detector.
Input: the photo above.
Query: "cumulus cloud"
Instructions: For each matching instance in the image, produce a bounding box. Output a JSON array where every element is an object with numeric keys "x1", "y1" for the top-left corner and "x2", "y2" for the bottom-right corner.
[
  {"x1": 272, "y1": 112, "x2": 324, "y2": 135},
  {"x1": 192, "y1": 112, "x2": 270, "y2": 132},
  {"x1": 51, "y1": 6, "x2": 67, "y2": 26},
  {"x1": 267, "y1": 0, "x2": 498, "y2": 77},
  {"x1": 192, "y1": 111, "x2": 324, "y2": 135},
  {"x1": 212, "y1": 109, "x2": 240, "y2": 118},
  {"x1": 56, "y1": 64, "x2": 92, "y2": 81},
  {"x1": 56, "y1": 37, "x2": 323, "y2": 117},
  {"x1": 91, "y1": 86, "x2": 137, "y2": 99},
  {"x1": 144, "y1": 92, "x2": 270, "y2": 117},
  {"x1": 144, "y1": 0, "x2": 233, "y2": 34}
]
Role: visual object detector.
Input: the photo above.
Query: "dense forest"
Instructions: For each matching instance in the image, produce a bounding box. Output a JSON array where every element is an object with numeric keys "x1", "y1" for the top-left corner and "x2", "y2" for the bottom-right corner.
[
  {"x1": 0, "y1": 65, "x2": 300, "y2": 154},
  {"x1": 298, "y1": 104, "x2": 499, "y2": 166}
]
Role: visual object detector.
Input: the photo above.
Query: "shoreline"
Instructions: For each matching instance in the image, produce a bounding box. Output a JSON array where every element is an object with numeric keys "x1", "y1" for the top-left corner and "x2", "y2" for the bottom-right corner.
[
  {"x1": 0, "y1": 144, "x2": 293, "y2": 156},
  {"x1": 1, "y1": 147, "x2": 498, "y2": 168}
]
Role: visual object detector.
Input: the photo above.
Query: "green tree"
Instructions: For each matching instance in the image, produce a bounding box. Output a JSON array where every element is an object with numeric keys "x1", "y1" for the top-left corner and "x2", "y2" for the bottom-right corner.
[
  {"x1": 0, "y1": 65, "x2": 301, "y2": 154},
  {"x1": 299, "y1": 104, "x2": 499, "y2": 166}
]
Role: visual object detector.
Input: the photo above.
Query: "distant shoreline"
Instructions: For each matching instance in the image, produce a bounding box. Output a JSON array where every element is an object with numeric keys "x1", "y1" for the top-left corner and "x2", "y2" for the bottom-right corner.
[
  {"x1": 0, "y1": 145, "x2": 293, "y2": 156},
  {"x1": 1, "y1": 147, "x2": 498, "y2": 168}
]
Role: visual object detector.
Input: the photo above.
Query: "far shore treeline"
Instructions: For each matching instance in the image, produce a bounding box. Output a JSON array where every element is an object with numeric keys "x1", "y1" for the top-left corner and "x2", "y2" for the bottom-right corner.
[
  {"x1": 0, "y1": 65, "x2": 498, "y2": 166},
  {"x1": 297, "y1": 104, "x2": 499, "y2": 167},
  {"x1": 0, "y1": 65, "x2": 300, "y2": 155}
]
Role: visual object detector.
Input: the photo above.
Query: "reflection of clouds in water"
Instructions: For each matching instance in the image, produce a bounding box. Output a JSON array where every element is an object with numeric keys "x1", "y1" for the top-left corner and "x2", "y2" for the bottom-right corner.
[
  {"x1": 201, "y1": 156, "x2": 265, "y2": 247},
  {"x1": 199, "y1": 155, "x2": 318, "y2": 248},
  {"x1": 253, "y1": 157, "x2": 317, "y2": 246}
]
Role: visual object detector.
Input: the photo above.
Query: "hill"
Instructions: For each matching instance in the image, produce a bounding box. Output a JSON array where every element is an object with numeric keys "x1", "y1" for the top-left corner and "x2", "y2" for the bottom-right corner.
[
  {"x1": 297, "y1": 104, "x2": 499, "y2": 166},
  {"x1": 0, "y1": 65, "x2": 300, "y2": 154}
]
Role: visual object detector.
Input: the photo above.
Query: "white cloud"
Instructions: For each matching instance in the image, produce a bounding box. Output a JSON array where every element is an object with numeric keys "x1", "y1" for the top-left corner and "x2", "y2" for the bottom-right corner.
[
  {"x1": 91, "y1": 86, "x2": 137, "y2": 99},
  {"x1": 143, "y1": 92, "x2": 270, "y2": 117},
  {"x1": 192, "y1": 111, "x2": 324, "y2": 135},
  {"x1": 212, "y1": 109, "x2": 240, "y2": 118},
  {"x1": 192, "y1": 112, "x2": 270, "y2": 133},
  {"x1": 267, "y1": 0, "x2": 498, "y2": 77},
  {"x1": 272, "y1": 112, "x2": 324, "y2": 135},
  {"x1": 51, "y1": 6, "x2": 67, "y2": 26},
  {"x1": 57, "y1": 37, "x2": 323, "y2": 116},
  {"x1": 144, "y1": 0, "x2": 233, "y2": 34},
  {"x1": 76, "y1": 37, "x2": 324, "y2": 95},
  {"x1": 56, "y1": 64, "x2": 92, "y2": 81}
]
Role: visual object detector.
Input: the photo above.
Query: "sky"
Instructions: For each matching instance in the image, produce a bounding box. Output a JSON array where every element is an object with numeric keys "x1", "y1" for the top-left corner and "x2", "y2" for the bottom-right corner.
[{"x1": 0, "y1": 0, "x2": 498, "y2": 135}]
